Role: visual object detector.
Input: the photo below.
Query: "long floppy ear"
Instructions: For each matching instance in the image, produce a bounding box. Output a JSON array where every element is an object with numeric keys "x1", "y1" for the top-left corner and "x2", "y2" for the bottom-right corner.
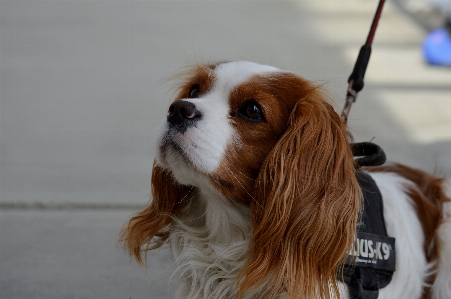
[
  {"x1": 239, "y1": 95, "x2": 361, "y2": 298},
  {"x1": 120, "y1": 161, "x2": 191, "y2": 265}
]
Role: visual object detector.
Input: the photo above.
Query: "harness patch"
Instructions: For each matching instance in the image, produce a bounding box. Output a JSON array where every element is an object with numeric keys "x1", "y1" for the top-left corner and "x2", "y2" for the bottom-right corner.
[{"x1": 347, "y1": 232, "x2": 396, "y2": 272}]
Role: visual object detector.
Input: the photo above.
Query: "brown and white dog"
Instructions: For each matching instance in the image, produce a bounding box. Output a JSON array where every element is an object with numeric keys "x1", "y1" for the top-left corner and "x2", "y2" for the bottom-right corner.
[{"x1": 121, "y1": 61, "x2": 451, "y2": 299}]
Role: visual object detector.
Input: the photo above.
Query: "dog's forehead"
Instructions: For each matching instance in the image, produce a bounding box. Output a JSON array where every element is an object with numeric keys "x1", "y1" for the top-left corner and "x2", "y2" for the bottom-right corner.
[{"x1": 212, "y1": 61, "x2": 281, "y2": 93}]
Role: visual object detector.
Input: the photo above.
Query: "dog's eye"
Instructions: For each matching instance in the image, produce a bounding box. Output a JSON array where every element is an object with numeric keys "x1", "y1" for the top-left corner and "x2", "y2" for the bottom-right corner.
[
  {"x1": 237, "y1": 100, "x2": 265, "y2": 122},
  {"x1": 189, "y1": 84, "x2": 200, "y2": 98}
]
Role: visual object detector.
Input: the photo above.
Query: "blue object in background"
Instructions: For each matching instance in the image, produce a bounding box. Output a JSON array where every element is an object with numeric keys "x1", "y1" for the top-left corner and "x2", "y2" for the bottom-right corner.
[{"x1": 422, "y1": 23, "x2": 451, "y2": 66}]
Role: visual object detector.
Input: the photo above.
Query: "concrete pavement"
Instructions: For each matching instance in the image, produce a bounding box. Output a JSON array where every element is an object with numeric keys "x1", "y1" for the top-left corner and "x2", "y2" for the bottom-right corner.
[
  {"x1": 0, "y1": 210, "x2": 177, "y2": 299},
  {"x1": 1, "y1": 1, "x2": 450, "y2": 298}
]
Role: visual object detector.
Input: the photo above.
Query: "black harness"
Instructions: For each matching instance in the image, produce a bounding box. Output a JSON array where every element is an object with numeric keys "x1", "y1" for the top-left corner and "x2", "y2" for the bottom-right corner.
[{"x1": 339, "y1": 143, "x2": 396, "y2": 299}]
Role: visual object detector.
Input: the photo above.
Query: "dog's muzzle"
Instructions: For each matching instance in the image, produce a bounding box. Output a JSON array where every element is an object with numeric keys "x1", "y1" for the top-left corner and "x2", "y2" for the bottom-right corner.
[{"x1": 167, "y1": 100, "x2": 202, "y2": 133}]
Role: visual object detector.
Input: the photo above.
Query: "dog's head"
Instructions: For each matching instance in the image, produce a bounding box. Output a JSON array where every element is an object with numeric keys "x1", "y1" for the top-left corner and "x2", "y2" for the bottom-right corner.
[{"x1": 122, "y1": 61, "x2": 361, "y2": 298}]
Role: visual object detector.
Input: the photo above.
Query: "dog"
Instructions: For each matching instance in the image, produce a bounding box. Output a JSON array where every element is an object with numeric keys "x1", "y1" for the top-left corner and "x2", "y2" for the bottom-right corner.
[{"x1": 121, "y1": 61, "x2": 451, "y2": 299}]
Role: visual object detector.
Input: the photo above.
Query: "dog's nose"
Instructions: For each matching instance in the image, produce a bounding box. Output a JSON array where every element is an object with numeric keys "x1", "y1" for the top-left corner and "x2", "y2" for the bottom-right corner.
[{"x1": 167, "y1": 100, "x2": 201, "y2": 126}]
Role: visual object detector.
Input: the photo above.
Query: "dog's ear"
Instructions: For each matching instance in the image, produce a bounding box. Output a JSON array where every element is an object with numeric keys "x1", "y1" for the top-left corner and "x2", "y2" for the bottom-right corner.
[
  {"x1": 120, "y1": 161, "x2": 190, "y2": 265},
  {"x1": 239, "y1": 95, "x2": 361, "y2": 298}
]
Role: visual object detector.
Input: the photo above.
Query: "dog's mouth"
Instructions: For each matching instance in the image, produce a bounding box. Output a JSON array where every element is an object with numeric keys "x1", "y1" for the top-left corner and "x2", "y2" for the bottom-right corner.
[
  {"x1": 159, "y1": 134, "x2": 190, "y2": 165},
  {"x1": 159, "y1": 128, "x2": 207, "y2": 172}
]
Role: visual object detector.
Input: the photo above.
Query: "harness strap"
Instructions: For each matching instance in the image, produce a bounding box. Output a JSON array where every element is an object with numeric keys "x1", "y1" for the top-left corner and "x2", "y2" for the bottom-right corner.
[
  {"x1": 351, "y1": 142, "x2": 386, "y2": 167},
  {"x1": 339, "y1": 172, "x2": 396, "y2": 299}
]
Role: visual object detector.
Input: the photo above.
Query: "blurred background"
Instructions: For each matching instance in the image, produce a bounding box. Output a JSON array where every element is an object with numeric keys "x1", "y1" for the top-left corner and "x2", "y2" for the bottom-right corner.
[{"x1": 1, "y1": 0, "x2": 450, "y2": 298}]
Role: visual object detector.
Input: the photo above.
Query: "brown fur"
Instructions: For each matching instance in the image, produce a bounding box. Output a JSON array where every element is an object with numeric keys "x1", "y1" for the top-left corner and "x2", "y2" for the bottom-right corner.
[
  {"x1": 237, "y1": 84, "x2": 361, "y2": 299},
  {"x1": 170, "y1": 63, "x2": 217, "y2": 100},
  {"x1": 212, "y1": 74, "x2": 321, "y2": 203}
]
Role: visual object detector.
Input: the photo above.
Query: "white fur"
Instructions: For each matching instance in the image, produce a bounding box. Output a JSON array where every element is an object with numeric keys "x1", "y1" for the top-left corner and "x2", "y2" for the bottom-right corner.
[
  {"x1": 368, "y1": 172, "x2": 430, "y2": 299},
  {"x1": 170, "y1": 188, "x2": 254, "y2": 299},
  {"x1": 213, "y1": 61, "x2": 280, "y2": 94}
]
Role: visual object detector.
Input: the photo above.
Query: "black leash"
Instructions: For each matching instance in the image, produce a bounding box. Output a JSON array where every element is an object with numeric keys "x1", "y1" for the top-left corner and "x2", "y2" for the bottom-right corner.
[
  {"x1": 342, "y1": 0, "x2": 387, "y2": 168},
  {"x1": 341, "y1": 0, "x2": 386, "y2": 124}
]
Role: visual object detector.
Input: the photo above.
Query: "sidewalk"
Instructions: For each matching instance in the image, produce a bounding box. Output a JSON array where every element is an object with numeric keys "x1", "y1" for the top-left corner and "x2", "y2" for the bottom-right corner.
[
  {"x1": 0, "y1": 210, "x2": 177, "y2": 299},
  {"x1": 1, "y1": 1, "x2": 450, "y2": 298}
]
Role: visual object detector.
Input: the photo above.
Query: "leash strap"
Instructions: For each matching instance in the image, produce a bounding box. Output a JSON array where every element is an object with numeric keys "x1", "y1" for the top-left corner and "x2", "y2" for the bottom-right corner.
[{"x1": 342, "y1": 0, "x2": 386, "y2": 123}]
